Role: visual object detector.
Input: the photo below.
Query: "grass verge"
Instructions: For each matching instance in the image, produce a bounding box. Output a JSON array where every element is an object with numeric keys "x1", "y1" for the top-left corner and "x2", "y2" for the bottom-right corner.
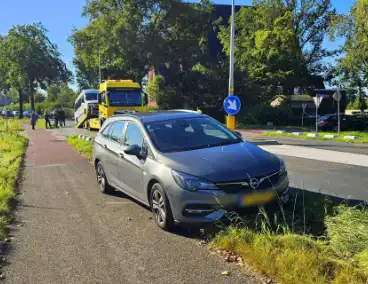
[
  {"x1": 36, "y1": 119, "x2": 46, "y2": 129},
  {"x1": 262, "y1": 131, "x2": 368, "y2": 143},
  {"x1": 0, "y1": 119, "x2": 28, "y2": 240},
  {"x1": 67, "y1": 134, "x2": 93, "y2": 161},
  {"x1": 211, "y1": 190, "x2": 368, "y2": 284}
]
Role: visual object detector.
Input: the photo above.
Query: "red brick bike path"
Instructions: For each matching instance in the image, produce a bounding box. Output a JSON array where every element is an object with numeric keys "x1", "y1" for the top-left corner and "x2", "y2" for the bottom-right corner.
[{"x1": 23, "y1": 124, "x2": 86, "y2": 167}]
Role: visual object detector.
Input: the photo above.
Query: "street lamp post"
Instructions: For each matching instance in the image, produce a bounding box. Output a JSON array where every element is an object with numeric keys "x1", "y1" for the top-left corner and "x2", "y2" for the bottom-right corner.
[
  {"x1": 226, "y1": 0, "x2": 236, "y2": 131},
  {"x1": 98, "y1": 48, "x2": 102, "y2": 84}
]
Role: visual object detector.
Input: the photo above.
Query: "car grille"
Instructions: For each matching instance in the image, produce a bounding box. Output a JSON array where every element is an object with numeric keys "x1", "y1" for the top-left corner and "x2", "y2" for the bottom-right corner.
[{"x1": 215, "y1": 170, "x2": 281, "y2": 194}]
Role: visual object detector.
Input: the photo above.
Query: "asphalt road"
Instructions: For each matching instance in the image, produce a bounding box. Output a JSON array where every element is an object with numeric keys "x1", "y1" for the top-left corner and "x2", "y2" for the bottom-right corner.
[{"x1": 5, "y1": 125, "x2": 259, "y2": 284}]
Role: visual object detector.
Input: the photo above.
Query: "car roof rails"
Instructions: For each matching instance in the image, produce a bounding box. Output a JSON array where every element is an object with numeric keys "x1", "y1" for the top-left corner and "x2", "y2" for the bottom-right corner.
[{"x1": 168, "y1": 109, "x2": 200, "y2": 114}]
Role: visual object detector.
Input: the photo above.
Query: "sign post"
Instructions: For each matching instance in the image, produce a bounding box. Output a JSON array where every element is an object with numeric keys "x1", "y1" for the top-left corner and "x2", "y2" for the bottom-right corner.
[
  {"x1": 313, "y1": 95, "x2": 323, "y2": 134},
  {"x1": 333, "y1": 88, "x2": 342, "y2": 136},
  {"x1": 226, "y1": 0, "x2": 236, "y2": 130},
  {"x1": 301, "y1": 103, "x2": 307, "y2": 127}
]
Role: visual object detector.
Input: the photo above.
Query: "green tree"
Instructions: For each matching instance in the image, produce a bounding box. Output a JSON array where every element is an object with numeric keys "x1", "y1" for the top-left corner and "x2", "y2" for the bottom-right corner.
[
  {"x1": 331, "y1": 0, "x2": 368, "y2": 90},
  {"x1": 219, "y1": 4, "x2": 301, "y2": 97},
  {"x1": 219, "y1": 0, "x2": 337, "y2": 96},
  {"x1": 70, "y1": 0, "x2": 214, "y2": 89},
  {"x1": 46, "y1": 84, "x2": 77, "y2": 108},
  {"x1": 0, "y1": 23, "x2": 72, "y2": 115}
]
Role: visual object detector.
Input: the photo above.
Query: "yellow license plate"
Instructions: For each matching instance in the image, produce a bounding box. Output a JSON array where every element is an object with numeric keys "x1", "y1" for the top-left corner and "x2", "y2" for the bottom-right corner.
[{"x1": 242, "y1": 191, "x2": 276, "y2": 206}]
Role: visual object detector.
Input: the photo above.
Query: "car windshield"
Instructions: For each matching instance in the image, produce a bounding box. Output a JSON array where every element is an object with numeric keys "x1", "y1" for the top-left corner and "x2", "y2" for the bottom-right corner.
[
  {"x1": 144, "y1": 117, "x2": 242, "y2": 153},
  {"x1": 85, "y1": 92, "x2": 98, "y2": 101},
  {"x1": 107, "y1": 89, "x2": 142, "y2": 106}
]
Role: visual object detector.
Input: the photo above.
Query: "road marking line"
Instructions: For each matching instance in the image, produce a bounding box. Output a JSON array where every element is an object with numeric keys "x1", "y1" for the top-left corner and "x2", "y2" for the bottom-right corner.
[{"x1": 260, "y1": 144, "x2": 368, "y2": 168}]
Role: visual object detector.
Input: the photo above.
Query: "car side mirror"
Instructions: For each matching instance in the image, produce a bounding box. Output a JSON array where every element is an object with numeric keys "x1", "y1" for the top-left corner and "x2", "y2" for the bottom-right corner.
[
  {"x1": 233, "y1": 130, "x2": 242, "y2": 138},
  {"x1": 124, "y1": 144, "x2": 142, "y2": 156}
]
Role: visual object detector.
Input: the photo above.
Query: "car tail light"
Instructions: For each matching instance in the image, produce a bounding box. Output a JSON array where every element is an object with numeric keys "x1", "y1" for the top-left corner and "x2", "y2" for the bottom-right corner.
[{"x1": 320, "y1": 120, "x2": 328, "y2": 125}]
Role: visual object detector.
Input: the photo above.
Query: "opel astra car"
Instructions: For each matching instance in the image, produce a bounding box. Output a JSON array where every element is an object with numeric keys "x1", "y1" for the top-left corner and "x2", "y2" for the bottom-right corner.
[{"x1": 93, "y1": 111, "x2": 289, "y2": 231}]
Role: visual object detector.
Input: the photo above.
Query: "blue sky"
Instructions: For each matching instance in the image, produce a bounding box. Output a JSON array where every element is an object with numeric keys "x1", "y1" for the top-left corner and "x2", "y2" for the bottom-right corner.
[{"x1": 0, "y1": 0, "x2": 356, "y2": 86}]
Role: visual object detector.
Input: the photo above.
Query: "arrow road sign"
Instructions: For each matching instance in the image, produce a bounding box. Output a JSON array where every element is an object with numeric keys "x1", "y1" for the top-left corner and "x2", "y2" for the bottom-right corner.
[{"x1": 224, "y1": 95, "x2": 241, "y2": 116}]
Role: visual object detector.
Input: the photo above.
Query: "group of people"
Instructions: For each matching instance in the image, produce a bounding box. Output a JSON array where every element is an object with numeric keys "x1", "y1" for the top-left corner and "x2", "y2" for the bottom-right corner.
[
  {"x1": 45, "y1": 108, "x2": 66, "y2": 129},
  {"x1": 30, "y1": 108, "x2": 66, "y2": 130}
]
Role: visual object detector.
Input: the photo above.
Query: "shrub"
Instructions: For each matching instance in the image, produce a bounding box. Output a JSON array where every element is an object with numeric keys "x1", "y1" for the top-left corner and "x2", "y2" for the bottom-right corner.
[
  {"x1": 0, "y1": 120, "x2": 28, "y2": 239},
  {"x1": 237, "y1": 104, "x2": 294, "y2": 126}
]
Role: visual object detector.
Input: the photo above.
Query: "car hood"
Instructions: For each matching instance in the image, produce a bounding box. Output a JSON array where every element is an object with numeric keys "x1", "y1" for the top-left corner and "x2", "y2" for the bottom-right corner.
[{"x1": 158, "y1": 142, "x2": 281, "y2": 182}]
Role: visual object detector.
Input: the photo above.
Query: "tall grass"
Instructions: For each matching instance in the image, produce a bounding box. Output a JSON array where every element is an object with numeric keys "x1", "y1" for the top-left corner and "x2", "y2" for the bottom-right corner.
[
  {"x1": 0, "y1": 118, "x2": 24, "y2": 132},
  {"x1": 211, "y1": 190, "x2": 368, "y2": 284},
  {"x1": 0, "y1": 119, "x2": 28, "y2": 239},
  {"x1": 67, "y1": 134, "x2": 93, "y2": 161}
]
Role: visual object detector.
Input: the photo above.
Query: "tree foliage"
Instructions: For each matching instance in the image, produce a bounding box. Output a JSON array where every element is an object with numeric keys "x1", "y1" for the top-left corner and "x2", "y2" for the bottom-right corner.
[
  {"x1": 219, "y1": 0, "x2": 337, "y2": 95},
  {"x1": 331, "y1": 0, "x2": 368, "y2": 89},
  {"x1": 0, "y1": 23, "x2": 72, "y2": 114},
  {"x1": 70, "y1": 0, "x2": 214, "y2": 89}
]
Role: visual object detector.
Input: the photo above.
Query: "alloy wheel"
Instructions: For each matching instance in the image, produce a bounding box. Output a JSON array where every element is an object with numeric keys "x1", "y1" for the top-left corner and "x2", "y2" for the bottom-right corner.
[
  {"x1": 151, "y1": 188, "x2": 166, "y2": 226},
  {"x1": 96, "y1": 164, "x2": 106, "y2": 192}
]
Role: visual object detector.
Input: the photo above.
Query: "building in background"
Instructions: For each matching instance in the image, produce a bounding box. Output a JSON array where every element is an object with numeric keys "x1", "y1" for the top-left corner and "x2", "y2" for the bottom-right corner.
[{"x1": 0, "y1": 93, "x2": 13, "y2": 107}]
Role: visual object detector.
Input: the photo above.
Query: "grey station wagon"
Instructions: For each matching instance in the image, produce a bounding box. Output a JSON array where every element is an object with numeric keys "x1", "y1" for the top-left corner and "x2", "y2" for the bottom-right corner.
[{"x1": 93, "y1": 111, "x2": 289, "y2": 231}]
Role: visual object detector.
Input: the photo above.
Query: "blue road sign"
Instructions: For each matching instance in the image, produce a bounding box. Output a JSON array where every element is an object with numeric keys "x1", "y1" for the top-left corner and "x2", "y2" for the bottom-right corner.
[{"x1": 223, "y1": 95, "x2": 241, "y2": 116}]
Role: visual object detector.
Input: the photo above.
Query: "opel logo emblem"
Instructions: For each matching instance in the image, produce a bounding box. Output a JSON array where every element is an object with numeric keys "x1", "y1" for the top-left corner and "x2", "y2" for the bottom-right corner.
[{"x1": 249, "y1": 178, "x2": 260, "y2": 189}]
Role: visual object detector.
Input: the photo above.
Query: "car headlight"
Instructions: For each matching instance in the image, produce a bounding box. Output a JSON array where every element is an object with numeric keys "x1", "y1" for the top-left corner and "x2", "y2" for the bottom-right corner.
[
  {"x1": 279, "y1": 159, "x2": 287, "y2": 175},
  {"x1": 171, "y1": 170, "x2": 218, "y2": 191}
]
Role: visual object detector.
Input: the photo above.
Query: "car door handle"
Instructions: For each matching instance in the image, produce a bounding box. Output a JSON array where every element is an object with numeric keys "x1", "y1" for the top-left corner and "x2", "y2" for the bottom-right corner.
[{"x1": 118, "y1": 152, "x2": 124, "y2": 158}]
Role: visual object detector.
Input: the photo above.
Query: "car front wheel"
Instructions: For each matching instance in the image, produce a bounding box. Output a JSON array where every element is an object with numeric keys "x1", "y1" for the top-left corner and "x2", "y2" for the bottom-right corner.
[
  {"x1": 96, "y1": 162, "x2": 113, "y2": 194},
  {"x1": 150, "y1": 183, "x2": 175, "y2": 231}
]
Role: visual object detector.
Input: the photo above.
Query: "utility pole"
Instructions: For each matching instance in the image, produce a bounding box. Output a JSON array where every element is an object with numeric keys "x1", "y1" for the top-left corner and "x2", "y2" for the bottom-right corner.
[
  {"x1": 226, "y1": 0, "x2": 236, "y2": 130},
  {"x1": 98, "y1": 48, "x2": 102, "y2": 84}
]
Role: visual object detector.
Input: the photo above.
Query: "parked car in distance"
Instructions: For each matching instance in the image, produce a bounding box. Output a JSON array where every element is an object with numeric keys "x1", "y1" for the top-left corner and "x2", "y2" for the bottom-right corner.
[
  {"x1": 1, "y1": 110, "x2": 14, "y2": 118},
  {"x1": 304, "y1": 112, "x2": 320, "y2": 119},
  {"x1": 92, "y1": 111, "x2": 290, "y2": 231},
  {"x1": 318, "y1": 114, "x2": 368, "y2": 131},
  {"x1": 23, "y1": 110, "x2": 32, "y2": 118},
  {"x1": 12, "y1": 111, "x2": 20, "y2": 117}
]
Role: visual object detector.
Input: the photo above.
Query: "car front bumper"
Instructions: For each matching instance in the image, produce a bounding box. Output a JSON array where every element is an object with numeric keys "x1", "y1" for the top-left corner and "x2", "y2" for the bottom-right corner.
[{"x1": 166, "y1": 175, "x2": 290, "y2": 225}]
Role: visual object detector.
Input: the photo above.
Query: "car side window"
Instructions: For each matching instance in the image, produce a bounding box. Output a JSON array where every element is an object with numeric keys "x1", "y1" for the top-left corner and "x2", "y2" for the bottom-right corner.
[
  {"x1": 124, "y1": 123, "x2": 143, "y2": 147},
  {"x1": 101, "y1": 123, "x2": 113, "y2": 138},
  {"x1": 110, "y1": 121, "x2": 126, "y2": 143}
]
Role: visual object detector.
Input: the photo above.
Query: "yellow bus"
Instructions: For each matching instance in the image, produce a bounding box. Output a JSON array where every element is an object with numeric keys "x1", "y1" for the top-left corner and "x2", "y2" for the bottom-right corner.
[{"x1": 88, "y1": 79, "x2": 148, "y2": 130}]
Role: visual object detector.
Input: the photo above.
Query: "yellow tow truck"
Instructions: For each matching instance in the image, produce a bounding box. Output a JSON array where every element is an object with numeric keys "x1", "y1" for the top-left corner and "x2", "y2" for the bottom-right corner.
[{"x1": 86, "y1": 79, "x2": 148, "y2": 130}]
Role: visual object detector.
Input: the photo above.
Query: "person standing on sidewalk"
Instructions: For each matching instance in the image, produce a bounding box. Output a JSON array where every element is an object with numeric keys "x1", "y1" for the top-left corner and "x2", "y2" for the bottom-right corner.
[
  {"x1": 54, "y1": 109, "x2": 59, "y2": 128},
  {"x1": 44, "y1": 111, "x2": 52, "y2": 129},
  {"x1": 59, "y1": 108, "x2": 66, "y2": 127},
  {"x1": 30, "y1": 111, "x2": 38, "y2": 130}
]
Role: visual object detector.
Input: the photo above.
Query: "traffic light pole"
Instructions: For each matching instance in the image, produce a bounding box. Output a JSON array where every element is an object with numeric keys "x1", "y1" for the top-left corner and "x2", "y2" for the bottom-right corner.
[{"x1": 226, "y1": 0, "x2": 236, "y2": 131}]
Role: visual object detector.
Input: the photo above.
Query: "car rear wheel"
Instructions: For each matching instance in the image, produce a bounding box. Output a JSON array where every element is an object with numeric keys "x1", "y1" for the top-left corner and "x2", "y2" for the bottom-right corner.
[
  {"x1": 96, "y1": 162, "x2": 113, "y2": 194},
  {"x1": 150, "y1": 183, "x2": 175, "y2": 231}
]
